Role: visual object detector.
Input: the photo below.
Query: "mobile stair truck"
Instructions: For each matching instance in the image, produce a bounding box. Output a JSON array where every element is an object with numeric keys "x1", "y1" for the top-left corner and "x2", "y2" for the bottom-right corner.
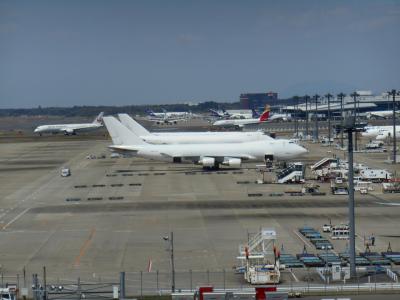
[
  {"x1": 277, "y1": 162, "x2": 304, "y2": 184},
  {"x1": 237, "y1": 228, "x2": 281, "y2": 284}
]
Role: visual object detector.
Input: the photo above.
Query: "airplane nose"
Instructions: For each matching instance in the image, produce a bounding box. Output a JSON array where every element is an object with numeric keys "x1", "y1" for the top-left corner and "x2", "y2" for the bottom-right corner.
[{"x1": 298, "y1": 145, "x2": 308, "y2": 155}]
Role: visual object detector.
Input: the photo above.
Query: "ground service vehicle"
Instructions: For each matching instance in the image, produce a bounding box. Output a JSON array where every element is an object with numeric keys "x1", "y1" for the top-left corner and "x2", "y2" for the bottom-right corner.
[{"x1": 61, "y1": 167, "x2": 71, "y2": 177}]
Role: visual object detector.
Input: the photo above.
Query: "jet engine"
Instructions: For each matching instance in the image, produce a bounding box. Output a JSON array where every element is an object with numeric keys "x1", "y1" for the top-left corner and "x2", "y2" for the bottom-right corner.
[
  {"x1": 198, "y1": 157, "x2": 215, "y2": 167},
  {"x1": 222, "y1": 158, "x2": 241, "y2": 168},
  {"x1": 64, "y1": 129, "x2": 75, "y2": 135}
]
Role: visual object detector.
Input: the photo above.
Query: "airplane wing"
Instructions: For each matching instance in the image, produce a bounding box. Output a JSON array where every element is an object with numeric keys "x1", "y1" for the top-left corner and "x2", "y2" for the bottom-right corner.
[
  {"x1": 160, "y1": 153, "x2": 255, "y2": 162},
  {"x1": 108, "y1": 145, "x2": 139, "y2": 153},
  {"x1": 375, "y1": 202, "x2": 400, "y2": 206}
]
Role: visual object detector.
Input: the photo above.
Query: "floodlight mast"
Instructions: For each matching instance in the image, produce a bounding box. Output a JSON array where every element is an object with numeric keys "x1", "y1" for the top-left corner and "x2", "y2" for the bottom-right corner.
[
  {"x1": 163, "y1": 232, "x2": 175, "y2": 293},
  {"x1": 304, "y1": 95, "x2": 310, "y2": 138},
  {"x1": 313, "y1": 94, "x2": 320, "y2": 141},
  {"x1": 337, "y1": 93, "x2": 346, "y2": 149},
  {"x1": 325, "y1": 93, "x2": 333, "y2": 146},
  {"x1": 342, "y1": 116, "x2": 364, "y2": 278},
  {"x1": 350, "y1": 92, "x2": 359, "y2": 151},
  {"x1": 388, "y1": 89, "x2": 399, "y2": 164}
]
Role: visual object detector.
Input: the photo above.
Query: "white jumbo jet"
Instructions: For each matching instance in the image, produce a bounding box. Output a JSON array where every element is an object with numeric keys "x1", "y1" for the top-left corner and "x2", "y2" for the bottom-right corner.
[
  {"x1": 103, "y1": 116, "x2": 308, "y2": 168},
  {"x1": 118, "y1": 113, "x2": 274, "y2": 144},
  {"x1": 34, "y1": 112, "x2": 104, "y2": 135}
]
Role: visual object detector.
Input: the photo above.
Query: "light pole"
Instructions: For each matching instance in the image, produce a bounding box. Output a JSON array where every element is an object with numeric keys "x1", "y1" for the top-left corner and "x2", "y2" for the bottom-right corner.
[
  {"x1": 337, "y1": 93, "x2": 346, "y2": 149},
  {"x1": 387, "y1": 89, "x2": 399, "y2": 164},
  {"x1": 304, "y1": 95, "x2": 310, "y2": 138},
  {"x1": 163, "y1": 232, "x2": 175, "y2": 293},
  {"x1": 342, "y1": 117, "x2": 361, "y2": 278},
  {"x1": 293, "y1": 96, "x2": 300, "y2": 138},
  {"x1": 350, "y1": 92, "x2": 359, "y2": 151},
  {"x1": 325, "y1": 93, "x2": 333, "y2": 146},
  {"x1": 313, "y1": 94, "x2": 320, "y2": 141}
]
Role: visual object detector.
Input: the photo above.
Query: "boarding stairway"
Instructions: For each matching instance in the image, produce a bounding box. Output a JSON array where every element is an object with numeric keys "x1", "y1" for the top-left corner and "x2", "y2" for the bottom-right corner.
[
  {"x1": 277, "y1": 162, "x2": 304, "y2": 184},
  {"x1": 310, "y1": 157, "x2": 338, "y2": 171},
  {"x1": 238, "y1": 228, "x2": 276, "y2": 258}
]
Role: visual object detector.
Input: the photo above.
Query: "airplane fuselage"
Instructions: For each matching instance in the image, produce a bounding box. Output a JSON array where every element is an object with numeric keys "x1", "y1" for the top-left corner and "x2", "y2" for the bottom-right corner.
[
  {"x1": 213, "y1": 118, "x2": 263, "y2": 127},
  {"x1": 140, "y1": 131, "x2": 273, "y2": 144},
  {"x1": 111, "y1": 139, "x2": 307, "y2": 162},
  {"x1": 34, "y1": 123, "x2": 102, "y2": 135}
]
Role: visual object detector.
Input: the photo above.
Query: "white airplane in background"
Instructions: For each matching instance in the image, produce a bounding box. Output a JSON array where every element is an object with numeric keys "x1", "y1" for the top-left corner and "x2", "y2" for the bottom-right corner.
[
  {"x1": 362, "y1": 125, "x2": 399, "y2": 139},
  {"x1": 376, "y1": 127, "x2": 400, "y2": 140},
  {"x1": 366, "y1": 110, "x2": 399, "y2": 119},
  {"x1": 209, "y1": 109, "x2": 253, "y2": 119},
  {"x1": 103, "y1": 116, "x2": 307, "y2": 168},
  {"x1": 269, "y1": 112, "x2": 292, "y2": 122},
  {"x1": 209, "y1": 109, "x2": 230, "y2": 118},
  {"x1": 146, "y1": 109, "x2": 190, "y2": 125},
  {"x1": 213, "y1": 106, "x2": 271, "y2": 127},
  {"x1": 118, "y1": 113, "x2": 274, "y2": 144},
  {"x1": 362, "y1": 126, "x2": 388, "y2": 137},
  {"x1": 34, "y1": 112, "x2": 104, "y2": 135}
]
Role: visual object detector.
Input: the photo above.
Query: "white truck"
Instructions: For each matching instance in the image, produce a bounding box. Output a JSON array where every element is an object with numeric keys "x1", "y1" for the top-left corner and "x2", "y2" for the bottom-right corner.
[
  {"x1": 61, "y1": 167, "x2": 71, "y2": 177},
  {"x1": 0, "y1": 288, "x2": 16, "y2": 300},
  {"x1": 360, "y1": 169, "x2": 391, "y2": 182}
]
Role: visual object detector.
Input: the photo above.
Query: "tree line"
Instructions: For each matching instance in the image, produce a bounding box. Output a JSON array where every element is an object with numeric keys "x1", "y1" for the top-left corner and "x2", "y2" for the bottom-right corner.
[{"x1": 0, "y1": 101, "x2": 243, "y2": 117}]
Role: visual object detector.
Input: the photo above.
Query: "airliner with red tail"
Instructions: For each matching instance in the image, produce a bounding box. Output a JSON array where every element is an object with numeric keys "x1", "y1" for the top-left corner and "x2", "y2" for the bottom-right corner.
[{"x1": 212, "y1": 106, "x2": 270, "y2": 127}]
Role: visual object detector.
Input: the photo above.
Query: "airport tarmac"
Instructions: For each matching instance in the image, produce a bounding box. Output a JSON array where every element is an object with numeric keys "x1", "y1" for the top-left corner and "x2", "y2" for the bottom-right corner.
[{"x1": 0, "y1": 134, "x2": 400, "y2": 293}]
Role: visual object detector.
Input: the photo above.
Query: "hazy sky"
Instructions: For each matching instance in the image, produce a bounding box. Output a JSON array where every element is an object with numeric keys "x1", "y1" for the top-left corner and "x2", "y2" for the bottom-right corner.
[{"x1": 0, "y1": 0, "x2": 399, "y2": 108}]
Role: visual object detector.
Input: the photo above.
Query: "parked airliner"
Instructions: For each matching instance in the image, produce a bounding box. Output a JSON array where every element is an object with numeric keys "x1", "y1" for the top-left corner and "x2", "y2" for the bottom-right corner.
[
  {"x1": 103, "y1": 116, "x2": 307, "y2": 168},
  {"x1": 118, "y1": 113, "x2": 274, "y2": 144},
  {"x1": 213, "y1": 106, "x2": 271, "y2": 127},
  {"x1": 146, "y1": 109, "x2": 190, "y2": 125},
  {"x1": 366, "y1": 110, "x2": 399, "y2": 119},
  {"x1": 376, "y1": 127, "x2": 400, "y2": 140},
  {"x1": 362, "y1": 125, "x2": 399, "y2": 139},
  {"x1": 34, "y1": 112, "x2": 104, "y2": 135}
]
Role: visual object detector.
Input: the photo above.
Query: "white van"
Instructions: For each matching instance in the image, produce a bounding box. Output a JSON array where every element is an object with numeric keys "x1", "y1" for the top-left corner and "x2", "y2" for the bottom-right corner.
[{"x1": 61, "y1": 167, "x2": 71, "y2": 177}]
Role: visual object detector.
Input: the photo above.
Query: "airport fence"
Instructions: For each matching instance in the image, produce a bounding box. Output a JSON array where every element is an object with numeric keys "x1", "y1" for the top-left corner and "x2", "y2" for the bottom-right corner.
[{"x1": 2, "y1": 268, "x2": 400, "y2": 298}]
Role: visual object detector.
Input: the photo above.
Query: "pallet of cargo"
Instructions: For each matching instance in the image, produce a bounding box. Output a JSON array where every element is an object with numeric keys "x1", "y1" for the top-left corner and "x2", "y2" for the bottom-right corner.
[
  {"x1": 382, "y1": 251, "x2": 400, "y2": 264},
  {"x1": 279, "y1": 254, "x2": 304, "y2": 268},
  {"x1": 339, "y1": 253, "x2": 370, "y2": 266},
  {"x1": 296, "y1": 253, "x2": 324, "y2": 267},
  {"x1": 318, "y1": 252, "x2": 343, "y2": 266},
  {"x1": 359, "y1": 252, "x2": 392, "y2": 266}
]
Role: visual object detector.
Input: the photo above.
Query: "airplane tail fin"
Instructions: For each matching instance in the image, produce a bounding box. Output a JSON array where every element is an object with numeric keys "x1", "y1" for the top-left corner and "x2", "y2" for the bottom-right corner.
[
  {"x1": 118, "y1": 114, "x2": 150, "y2": 136},
  {"x1": 103, "y1": 116, "x2": 146, "y2": 145},
  {"x1": 146, "y1": 109, "x2": 156, "y2": 117},
  {"x1": 252, "y1": 109, "x2": 260, "y2": 118},
  {"x1": 93, "y1": 112, "x2": 104, "y2": 124},
  {"x1": 209, "y1": 109, "x2": 220, "y2": 117},
  {"x1": 259, "y1": 105, "x2": 270, "y2": 122}
]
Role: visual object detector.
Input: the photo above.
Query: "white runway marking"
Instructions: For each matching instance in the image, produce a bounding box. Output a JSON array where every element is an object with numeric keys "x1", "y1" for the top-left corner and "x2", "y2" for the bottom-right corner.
[
  {"x1": 288, "y1": 269, "x2": 299, "y2": 282},
  {"x1": 2, "y1": 207, "x2": 30, "y2": 230},
  {"x1": 293, "y1": 229, "x2": 313, "y2": 248}
]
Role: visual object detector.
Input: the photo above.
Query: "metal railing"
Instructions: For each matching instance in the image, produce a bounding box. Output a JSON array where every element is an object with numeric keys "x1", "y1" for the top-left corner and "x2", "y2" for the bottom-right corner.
[{"x1": 1, "y1": 268, "x2": 400, "y2": 299}]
